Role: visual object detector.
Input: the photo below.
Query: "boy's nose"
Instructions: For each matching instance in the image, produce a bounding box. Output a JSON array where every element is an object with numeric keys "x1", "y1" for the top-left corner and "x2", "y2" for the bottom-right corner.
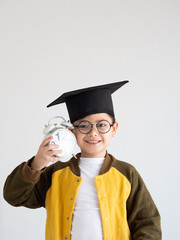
[{"x1": 88, "y1": 125, "x2": 99, "y2": 136}]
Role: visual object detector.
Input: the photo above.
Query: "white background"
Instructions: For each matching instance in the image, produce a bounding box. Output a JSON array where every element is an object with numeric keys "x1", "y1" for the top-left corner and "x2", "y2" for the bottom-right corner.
[{"x1": 0, "y1": 0, "x2": 179, "y2": 239}]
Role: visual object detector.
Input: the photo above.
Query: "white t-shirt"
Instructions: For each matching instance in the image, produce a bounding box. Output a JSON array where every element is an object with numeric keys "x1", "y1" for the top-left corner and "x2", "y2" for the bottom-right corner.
[{"x1": 71, "y1": 157, "x2": 105, "y2": 240}]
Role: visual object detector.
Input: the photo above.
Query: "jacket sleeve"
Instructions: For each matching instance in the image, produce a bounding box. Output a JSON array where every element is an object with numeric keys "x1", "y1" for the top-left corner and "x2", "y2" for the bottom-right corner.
[
  {"x1": 126, "y1": 166, "x2": 162, "y2": 240},
  {"x1": 3, "y1": 158, "x2": 46, "y2": 209}
]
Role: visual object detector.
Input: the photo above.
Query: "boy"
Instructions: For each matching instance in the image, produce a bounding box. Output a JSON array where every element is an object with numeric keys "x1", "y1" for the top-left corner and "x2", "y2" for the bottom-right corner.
[{"x1": 3, "y1": 81, "x2": 162, "y2": 239}]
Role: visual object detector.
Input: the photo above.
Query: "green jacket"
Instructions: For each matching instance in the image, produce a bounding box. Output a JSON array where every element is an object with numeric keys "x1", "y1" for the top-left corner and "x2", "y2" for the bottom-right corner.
[{"x1": 3, "y1": 153, "x2": 161, "y2": 240}]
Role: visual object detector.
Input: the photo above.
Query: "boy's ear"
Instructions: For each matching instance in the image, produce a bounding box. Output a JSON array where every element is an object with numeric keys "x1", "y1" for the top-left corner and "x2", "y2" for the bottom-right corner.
[{"x1": 112, "y1": 121, "x2": 118, "y2": 137}]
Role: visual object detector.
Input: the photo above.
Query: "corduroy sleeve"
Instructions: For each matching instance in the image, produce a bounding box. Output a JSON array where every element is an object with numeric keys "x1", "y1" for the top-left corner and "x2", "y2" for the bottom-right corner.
[
  {"x1": 3, "y1": 157, "x2": 46, "y2": 209},
  {"x1": 113, "y1": 158, "x2": 162, "y2": 240},
  {"x1": 126, "y1": 166, "x2": 162, "y2": 240}
]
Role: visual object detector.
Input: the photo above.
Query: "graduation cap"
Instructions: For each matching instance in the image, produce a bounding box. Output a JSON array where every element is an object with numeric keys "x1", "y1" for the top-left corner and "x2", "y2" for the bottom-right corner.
[{"x1": 47, "y1": 81, "x2": 129, "y2": 123}]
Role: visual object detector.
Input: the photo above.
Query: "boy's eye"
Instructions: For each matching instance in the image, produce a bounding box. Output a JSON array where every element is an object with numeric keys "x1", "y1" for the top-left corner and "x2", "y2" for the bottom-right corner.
[
  {"x1": 78, "y1": 121, "x2": 90, "y2": 129},
  {"x1": 98, "y1": 123, "x2": 106, "y2": 127},
  {"x1": 98, "y1": 121, "x2": 108, "y2": 128},
  {"x1": 79, "y1": 124, "x2": 88, "y2": 129}
]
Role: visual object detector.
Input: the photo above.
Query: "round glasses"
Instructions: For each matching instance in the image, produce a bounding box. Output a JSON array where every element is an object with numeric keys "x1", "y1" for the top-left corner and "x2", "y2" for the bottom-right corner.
[{"x1": 73, "y1": 120, "x2": 114, "y2": 134}]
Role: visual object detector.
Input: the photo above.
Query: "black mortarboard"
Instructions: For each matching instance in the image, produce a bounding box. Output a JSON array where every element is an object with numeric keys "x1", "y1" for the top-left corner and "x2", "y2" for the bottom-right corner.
[{"x1": 47, "y1": 81, "x2": 129, "y2": 123}]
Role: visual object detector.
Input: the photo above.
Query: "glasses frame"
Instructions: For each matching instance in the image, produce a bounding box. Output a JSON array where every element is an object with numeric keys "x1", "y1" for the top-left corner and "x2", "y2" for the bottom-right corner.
[{"x1": 73, "y1": 120, "x2": 115, "y2": 134}]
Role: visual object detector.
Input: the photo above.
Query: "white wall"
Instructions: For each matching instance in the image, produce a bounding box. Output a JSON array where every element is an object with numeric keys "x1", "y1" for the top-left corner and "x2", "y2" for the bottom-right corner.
[{"x1": 0, "y1": 0, "x2": 179, "y2": 239}]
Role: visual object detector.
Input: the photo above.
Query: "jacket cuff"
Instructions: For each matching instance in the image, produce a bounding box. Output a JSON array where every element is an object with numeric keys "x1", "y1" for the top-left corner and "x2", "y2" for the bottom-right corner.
[{"x1": 21, "y1": 157, "x2": 46, "y2": 182}]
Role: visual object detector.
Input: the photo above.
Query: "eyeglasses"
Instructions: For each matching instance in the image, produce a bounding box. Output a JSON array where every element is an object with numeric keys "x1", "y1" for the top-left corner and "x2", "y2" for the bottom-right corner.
[{"x1": 73, "y1": 120, "x2": 115, "y2": 134}]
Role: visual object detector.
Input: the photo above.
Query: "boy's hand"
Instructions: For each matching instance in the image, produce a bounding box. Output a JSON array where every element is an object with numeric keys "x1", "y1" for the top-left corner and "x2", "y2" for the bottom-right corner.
[{"x1": 30, "y1": 136, "x2": 62, "y2": 170}]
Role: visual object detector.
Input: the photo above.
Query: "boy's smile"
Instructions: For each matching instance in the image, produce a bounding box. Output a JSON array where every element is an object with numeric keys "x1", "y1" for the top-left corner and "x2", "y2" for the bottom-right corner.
[
  {"x1": 85, "y1": 140, "x2": 101, "y2": 145},
  {"x1": 72, "y1": 113, "x2": 118, "y2": 158}
]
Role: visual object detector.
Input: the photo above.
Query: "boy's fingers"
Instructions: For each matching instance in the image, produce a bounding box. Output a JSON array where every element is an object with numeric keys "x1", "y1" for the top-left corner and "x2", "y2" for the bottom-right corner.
[
  {"x1": 48, "y1": 150, "x2": 62, "y2": 157},
  {"x1": 51, "y1": 155, "x2": 60, "y2": 162},
  {"x1": 41, "y1": 136, "x2": 53, "y2": 147},
  {"x1": 46, "y1": 144, "x2": 60, "y2": 151}
]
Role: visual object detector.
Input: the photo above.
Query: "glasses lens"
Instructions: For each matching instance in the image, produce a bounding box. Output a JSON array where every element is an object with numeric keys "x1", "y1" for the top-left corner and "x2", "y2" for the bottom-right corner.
[
  {"x1": 78, "y1": 121, "x2": 91, "y2": 133},
  {"x1": 97, "y1": 120, "x2": 111, "y2": 133}
]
